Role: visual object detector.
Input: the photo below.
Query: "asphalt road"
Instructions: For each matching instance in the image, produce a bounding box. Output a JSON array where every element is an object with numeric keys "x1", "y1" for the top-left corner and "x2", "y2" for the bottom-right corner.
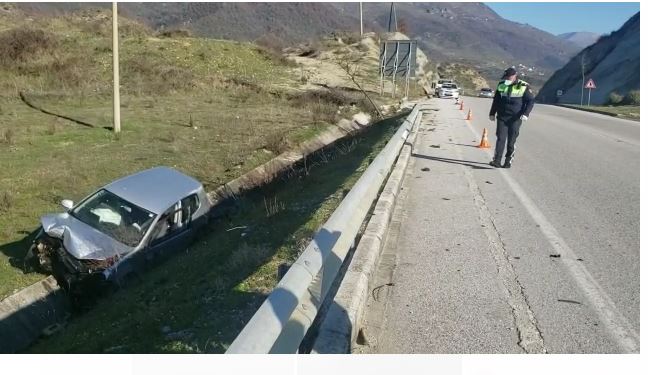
[{"x1": 360, "y1": 98, "x2": 639, "y2": 353}]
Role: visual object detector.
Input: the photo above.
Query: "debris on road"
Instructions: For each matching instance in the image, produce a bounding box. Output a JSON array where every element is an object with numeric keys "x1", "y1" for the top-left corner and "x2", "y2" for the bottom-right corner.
[{"x1": 557, "y1": 299, "x2": 582, "y2": 305}]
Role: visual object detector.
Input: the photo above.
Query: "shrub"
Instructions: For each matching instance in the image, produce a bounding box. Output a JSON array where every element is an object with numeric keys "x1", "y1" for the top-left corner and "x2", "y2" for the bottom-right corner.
[
  {"x1": 1, "y1": 128, "x2": 14, "y2": 145},
  {"x1": 289, "y1": 90, "x2": 349, "y2": 108},
  {"x1": 334, "y1": 31, "x2": 361, "y2": 45},
  {"x1": 607, "y1": 92, "x2": 624, "y2": 105},
  {"x1": 157, "y1": 29, "x2": 192, "y2": 38},
  {"x1": 0, "y1": 191, "x2": 12, "y2": 213},
  {"x1": 255, "y1": 33, "x2": 286, "y2": 54},
  {"x1": 0, "y1": 28, "x2": 58, "y2": 66},
  {"x1": 265, "y1": 132, "x2": 289, "y2": 155},
  {"x1": 310, "y1": 101, "x2": 339, "y2": 124},
  {"x1": 623, "y1": 90, "x2": 640, "y2": 105}
]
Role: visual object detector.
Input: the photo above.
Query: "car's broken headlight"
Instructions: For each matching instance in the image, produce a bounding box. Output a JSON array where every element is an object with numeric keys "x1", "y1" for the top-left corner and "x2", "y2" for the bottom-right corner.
[{"x1": 79, "y1": 255, "x2": 121, "y2": 272}]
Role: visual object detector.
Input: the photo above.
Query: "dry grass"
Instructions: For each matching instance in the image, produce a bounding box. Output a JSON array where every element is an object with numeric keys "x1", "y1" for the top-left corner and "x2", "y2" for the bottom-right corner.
[
  {"x1": 0, "y1": 192, "x2": 12, "y2": 213},
  {"x1": 0, "y1": 28, "x2": 59, "y2": 66}
]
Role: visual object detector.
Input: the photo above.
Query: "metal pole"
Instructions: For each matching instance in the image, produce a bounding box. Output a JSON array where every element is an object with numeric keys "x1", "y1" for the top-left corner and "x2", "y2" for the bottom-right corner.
[
  {"x1": 405, "y1": 44, "x2": 412, "y2": 98},
  {"x1": 112, "y1": 2, "x2": 121, "y2": 133},
  {"x1": 588, "y1": 88, "x2": 591, "y2": 106},
  {"x1": 580, "y1": 55, "x2": 585, "y2": 106},
  {"x1": 392, "y1": 42, "x2": 398, "y2": 98},
  {"x1": 359, "y1": 2, "x2": 363, "y2": 36},
  {"x1": 379, "y1": 43, "x2": 386, "y2": 96}
]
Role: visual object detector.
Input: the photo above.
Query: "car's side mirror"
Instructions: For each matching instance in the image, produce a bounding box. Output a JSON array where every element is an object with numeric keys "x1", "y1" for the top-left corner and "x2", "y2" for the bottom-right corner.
[{"x1": 61, "y1": 199, "x2": 74, "y2": 210}]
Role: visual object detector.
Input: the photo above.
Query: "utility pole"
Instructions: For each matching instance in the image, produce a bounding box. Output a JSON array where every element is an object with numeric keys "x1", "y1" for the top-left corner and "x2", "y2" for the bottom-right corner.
[
  {"x1": 394, "y1": 3, "x2": 398, "y2": 32},
  {"x1": 580, "y1": 53, "x2": 586, "y2": 106},
  {"x1": 388, "y1": 2, "x2": 394, "y2": 32},
  {"x1": 359, "y1": 2, "x2": 363, "y2": 36},
  {"x1": 112, "y1": 2, "x2": 121, "y2": 133}
]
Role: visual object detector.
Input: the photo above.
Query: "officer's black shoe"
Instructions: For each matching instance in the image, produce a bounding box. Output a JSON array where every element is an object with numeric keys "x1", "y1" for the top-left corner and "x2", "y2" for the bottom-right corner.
[
  {"x1": 503, "y1": 158, "x2": 512, "y2": 168},
  {"x1": 489, "y1": 160, "x2": 501, "y2": 168}
]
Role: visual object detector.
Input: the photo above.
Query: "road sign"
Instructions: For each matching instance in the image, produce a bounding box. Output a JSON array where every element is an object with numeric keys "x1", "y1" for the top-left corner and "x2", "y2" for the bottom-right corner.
[
  {"x1": 584, "y1": 78, "x2": 596, "y2": 106},
  {"x1": 556, "y1": 89, "x2": 563, "y2": 97},
  {"x1": 584, "y1": 78, "x2": 596, "y2": 89}
]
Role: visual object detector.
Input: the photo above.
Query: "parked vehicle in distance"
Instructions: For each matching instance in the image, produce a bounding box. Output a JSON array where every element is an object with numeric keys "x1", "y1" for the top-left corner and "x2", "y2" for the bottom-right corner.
[
  {"x1": 25, "y1": 167, "x2": 211, "y2": 296},
  {"x1": 479, "y1": 88, "x2": 494, "y2": 98},
  {"x1": 434, "y1": 79, "x2": 455, "y2": 97},
  {"x1": 438, "y1": 83, "x2": 460, "y2": 99}
]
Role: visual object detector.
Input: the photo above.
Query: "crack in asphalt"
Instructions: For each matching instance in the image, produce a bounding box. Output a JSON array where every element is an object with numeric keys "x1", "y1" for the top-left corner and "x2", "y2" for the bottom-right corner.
[{"x1": 447, "y1": 114, "x2": 547, "y2": 354}]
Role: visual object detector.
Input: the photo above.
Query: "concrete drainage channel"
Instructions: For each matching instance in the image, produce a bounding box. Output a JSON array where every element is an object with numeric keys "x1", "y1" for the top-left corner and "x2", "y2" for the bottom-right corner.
[
  {"x1": 226, "y1": 101, "x2": 433, "y2": 353},
  {"x1": 0, "y1": 105, "x2": 417, "y2": 353}
]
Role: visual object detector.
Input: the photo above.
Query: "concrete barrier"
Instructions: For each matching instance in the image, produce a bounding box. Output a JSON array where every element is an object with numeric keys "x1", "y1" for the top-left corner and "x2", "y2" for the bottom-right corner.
[{"x1": 0, "y1": 276, "x2": 69, "y2": 353}]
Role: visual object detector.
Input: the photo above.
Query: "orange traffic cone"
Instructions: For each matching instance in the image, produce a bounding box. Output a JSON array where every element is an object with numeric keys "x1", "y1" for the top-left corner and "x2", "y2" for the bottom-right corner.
[
  {"x1": 478, "y1": 128, "x2": 491, "y2": 148},
  {"x1": 466, "y1": 109, "x2": 473, "y2": 120},
  {"x1": 459, "y1": 101, "x2": 464, "y2": 110}
]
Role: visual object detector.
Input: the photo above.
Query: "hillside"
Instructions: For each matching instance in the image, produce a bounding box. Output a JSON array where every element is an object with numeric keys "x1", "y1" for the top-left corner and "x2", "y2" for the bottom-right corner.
[
  {"x1": 14, "y1": 2, "x2": 579, "y2": 81},
  {"x1": 0, "y1": 5, "x2": 404, "y2": 299},
  {"x1": 558, "y1": 31, "x2": 601, "y2": 48},
  {"x1": 14, "y1": 2, "x2": 358, "y2": 44},
  {"x1": 537, "y1": 13, "x2": 639, "y2": 105}
]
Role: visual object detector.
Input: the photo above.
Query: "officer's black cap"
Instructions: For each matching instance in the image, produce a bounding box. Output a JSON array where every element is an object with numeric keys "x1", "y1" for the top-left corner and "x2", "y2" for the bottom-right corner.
[{"x1": 502, "y1": 67, "x2": 517, "y2": 79}]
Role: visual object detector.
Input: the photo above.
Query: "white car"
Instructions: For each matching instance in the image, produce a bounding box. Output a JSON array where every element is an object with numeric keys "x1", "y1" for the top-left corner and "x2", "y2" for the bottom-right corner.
[{"x1": 438, "y1": 83, "x2": 459, "y2": 99}]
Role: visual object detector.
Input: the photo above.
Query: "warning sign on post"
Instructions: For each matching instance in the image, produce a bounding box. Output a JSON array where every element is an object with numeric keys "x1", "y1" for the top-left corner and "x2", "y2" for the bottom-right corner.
[{"x1": 584, "y1": 78, "x2": 596, "y2": 89}]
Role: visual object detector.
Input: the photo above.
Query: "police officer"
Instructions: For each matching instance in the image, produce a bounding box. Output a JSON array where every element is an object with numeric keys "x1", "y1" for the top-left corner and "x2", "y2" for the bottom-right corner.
[{"x1": 488, "y1": 67, "x2": 535, "y2": 168}]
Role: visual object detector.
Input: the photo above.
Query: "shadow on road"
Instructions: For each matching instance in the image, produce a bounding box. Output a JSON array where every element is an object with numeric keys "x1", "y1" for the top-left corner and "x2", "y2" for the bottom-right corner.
[{"x1": 412, "y1": 153, "x2": 494, "y2": 170}]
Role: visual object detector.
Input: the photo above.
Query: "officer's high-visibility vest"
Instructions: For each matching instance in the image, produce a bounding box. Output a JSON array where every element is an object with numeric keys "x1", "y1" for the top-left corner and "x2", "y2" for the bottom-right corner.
[{"x1": 496, "y1": 79, "x2": 529, "y2": 98}]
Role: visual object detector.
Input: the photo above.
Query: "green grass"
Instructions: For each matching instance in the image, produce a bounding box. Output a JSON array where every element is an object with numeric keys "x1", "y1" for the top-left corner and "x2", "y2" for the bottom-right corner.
[
  {"x1": 0, "y1": 8, "x2": 396, "y2": 299},
  {"x1": 0, "y1": 90, "x2": 341, "y2": 298},
  {"x1": 563, "y1": 104, "x2": 640, "y2": 121},
  {"x1": 26, "y1": 112, "x2": 406, "y2": 353}
]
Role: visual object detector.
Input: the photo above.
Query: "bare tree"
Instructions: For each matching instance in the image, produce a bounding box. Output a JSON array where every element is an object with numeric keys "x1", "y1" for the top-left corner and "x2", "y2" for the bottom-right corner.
[{"x1": 336, "y1": 52, "x2": 385, "y2": 119}]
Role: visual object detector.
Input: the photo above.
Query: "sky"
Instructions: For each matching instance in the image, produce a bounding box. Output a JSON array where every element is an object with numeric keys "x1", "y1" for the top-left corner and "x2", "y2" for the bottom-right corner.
[{"x1": 485, "y1": 2, "x2": 640, "y2": 35}]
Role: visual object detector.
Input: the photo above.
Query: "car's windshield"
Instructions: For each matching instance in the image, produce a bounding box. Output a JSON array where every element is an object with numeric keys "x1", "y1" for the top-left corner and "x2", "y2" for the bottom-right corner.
[
  {"x1": 442, "y1": 84, "x2": 457, "y2": 89},
  {"x1": 71, "y1": 189, "x2": 156, "y2": 247},
  {"x1": 481, "y1": 88, "x2": 492, "y2": 92}
]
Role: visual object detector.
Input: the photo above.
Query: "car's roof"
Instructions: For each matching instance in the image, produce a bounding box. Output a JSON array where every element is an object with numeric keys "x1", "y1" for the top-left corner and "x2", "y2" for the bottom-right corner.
[{"x1": 104, "y1": 167, "x2": 203, "y2": 214}]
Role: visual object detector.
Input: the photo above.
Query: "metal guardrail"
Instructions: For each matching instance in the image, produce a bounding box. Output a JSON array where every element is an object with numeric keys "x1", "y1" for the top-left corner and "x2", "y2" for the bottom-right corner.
[{"x1": 226, "y1": 102, "x2": 429, "y2": 353}]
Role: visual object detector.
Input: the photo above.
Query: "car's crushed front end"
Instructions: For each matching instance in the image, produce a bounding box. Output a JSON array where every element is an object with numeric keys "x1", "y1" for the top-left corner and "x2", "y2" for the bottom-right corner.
[{"x1": 27, "y1": 212, "x2": 135, "y2": 294}]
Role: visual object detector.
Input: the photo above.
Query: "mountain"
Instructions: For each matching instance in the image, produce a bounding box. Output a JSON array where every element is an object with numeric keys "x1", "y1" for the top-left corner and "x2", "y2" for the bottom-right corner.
[
  {"x1": 332, "y1": 2, "x2": 579, "y2": 72},
  {"x1": 537, "y1": 12, "x2": 639, "y2": 105},
  {"x1": 13, "y1": 2, "x2": 579, "y2": 85},
  {"x1": 558, "y1": 32, "x2": 601, "y2": 48}
]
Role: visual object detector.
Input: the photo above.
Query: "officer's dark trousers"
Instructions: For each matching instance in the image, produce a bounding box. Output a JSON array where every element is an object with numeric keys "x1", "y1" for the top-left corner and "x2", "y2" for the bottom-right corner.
[{"x1": 494, "y1": 117, "x2": 522, "y2": 163}]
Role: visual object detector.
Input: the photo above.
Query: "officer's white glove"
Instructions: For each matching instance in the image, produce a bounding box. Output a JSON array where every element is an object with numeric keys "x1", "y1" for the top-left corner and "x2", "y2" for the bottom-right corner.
[
  {"x1": 520, "y1": 115, "x2": 529, "y2": 121},
  {"x1": 489, "y1": 115, "x2": 495, "y2": 122}
]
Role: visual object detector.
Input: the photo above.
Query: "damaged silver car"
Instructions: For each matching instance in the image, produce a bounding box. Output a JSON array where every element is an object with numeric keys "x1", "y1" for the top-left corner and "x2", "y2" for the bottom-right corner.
[{"x1": 26, "y1": 167, "x2": 211, "y2": 294}]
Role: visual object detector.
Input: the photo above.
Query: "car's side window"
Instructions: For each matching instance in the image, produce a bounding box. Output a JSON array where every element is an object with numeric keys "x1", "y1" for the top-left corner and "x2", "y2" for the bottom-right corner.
[
  {"x1": 150, "y1": 195, "x2": 199, "y2": 244},
  {"x1": 150, "y1": 202, "x2": 183, "y2": 243},
  {"x1": 180, "y1": 194, "x2": 200, "y2": 225}
]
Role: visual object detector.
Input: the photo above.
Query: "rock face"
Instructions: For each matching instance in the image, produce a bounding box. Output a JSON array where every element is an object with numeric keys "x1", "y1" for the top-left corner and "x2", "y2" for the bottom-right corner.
[{"x1": 538, "y1": 13, "x2": 639, "y2": 105}]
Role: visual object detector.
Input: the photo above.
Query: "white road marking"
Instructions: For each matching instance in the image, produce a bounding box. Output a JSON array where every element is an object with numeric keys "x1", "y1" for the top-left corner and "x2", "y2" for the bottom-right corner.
[{"x1": 462, "y1": 113, "x2": 640, "y2": 353}]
